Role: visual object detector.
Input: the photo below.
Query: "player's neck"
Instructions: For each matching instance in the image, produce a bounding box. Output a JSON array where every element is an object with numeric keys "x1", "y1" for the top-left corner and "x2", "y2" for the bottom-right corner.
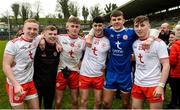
[
  {"x1": 21, "y1": 35, "x2": 33, "y2": 42},
  {"x1": 139, "y1": 36, "x2": 149, "y2": 41},
  {"x1": 112, "y1": 26, "x2": 125, "y2": 32},
  {"x1": 139, "y1": 32, "x2": 149, "y2": 41},
  {"x1": 68, "y1": 34, "x2": 78, "y2": 39},
  {"x1": 94, "y1": 33, "x2": 103, "y2": 38}
]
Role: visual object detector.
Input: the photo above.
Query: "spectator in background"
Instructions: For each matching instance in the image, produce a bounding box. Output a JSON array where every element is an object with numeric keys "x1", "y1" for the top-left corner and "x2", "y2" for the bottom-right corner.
[
  {"x1": 159, "y1": 22, "x2": 172, "y2": 45},
  {"x1": 169, "y1": 24, "x2": 180, "y2": 109},
  {"x1": 167, "y1": 32, "x2": 176, "y2": 49},
  {"x1": 167, "y1": 31, "x2": 177, "y2": 109}
]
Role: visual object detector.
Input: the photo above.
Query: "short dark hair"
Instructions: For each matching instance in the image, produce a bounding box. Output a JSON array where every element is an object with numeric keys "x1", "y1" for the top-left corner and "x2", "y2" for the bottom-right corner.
[
  {"x1": 110, "y1": 10, "x2": 124, "y2": 18},
  {"x1": 169, "y1": 31, "x2": 175, "y2": 35},
  {"x1": 93, "y1": 16, "x2": 104, "y2": 23},
  {"x1": 134, "y1": 15, "x2": 149, "y2": 24}
]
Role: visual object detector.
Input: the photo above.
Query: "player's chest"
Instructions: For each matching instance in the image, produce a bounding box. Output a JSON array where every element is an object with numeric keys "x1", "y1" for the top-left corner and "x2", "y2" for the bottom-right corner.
[
  {"x1": 134, "y1": 43, "x2": 157, "y2": 59},
  {"x1": 62, "y1": 39, "x2": 83, "y2": 49},
  {"x1": 91, "y1": 39, "x2": 109, "y2": 53},
  {"x1": 17, "y1": 43, "x2": 36, "y2": 60},
  {"x1": 109, "y1": 34, "x2": 132, "y2": 49}
]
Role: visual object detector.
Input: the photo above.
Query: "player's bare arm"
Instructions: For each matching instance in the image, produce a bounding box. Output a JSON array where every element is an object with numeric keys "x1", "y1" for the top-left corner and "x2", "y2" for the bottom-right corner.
[
  {"x1": 3, "y1": 53, "x2": 25, "y2": 96},
  {"x1": 153, "y1": 58, "x2": 170, "y2": 100}
]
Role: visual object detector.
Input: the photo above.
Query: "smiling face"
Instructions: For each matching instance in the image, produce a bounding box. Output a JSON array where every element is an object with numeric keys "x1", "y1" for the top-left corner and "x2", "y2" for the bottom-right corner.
[
  {"x1": 169, "y1": 33, "x2": 176, "y2": 43},
  {"x1": 44, "y1": 30, "x2": 58, "y2": 45},
  {"x1": 110, "y1": 16, "x2": 125, "y2": 31},
  {"x1": 23, "y1": 22, "x2": 39, "y2": 41},
  {"x1": 92, "y1": 22, "x2": 104, "y2": 37},
  {"x1": 134, "y1": 16, "x2": 150, "y2": 40},
  {"x1": 160, "y1": 23, "x2": 169, "y2": 34}
]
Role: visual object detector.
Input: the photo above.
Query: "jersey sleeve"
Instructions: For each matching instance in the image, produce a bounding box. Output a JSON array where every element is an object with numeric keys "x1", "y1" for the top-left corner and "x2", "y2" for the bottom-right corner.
[
  {"x1": 131, "y1": 28, "x2": 138, "y2": 40},
  {"x1": 33, "y1": 35, "x2": 42, "y2": 47},
  {"x1": 88, "y1": 28, "x2": 94, "y2": 37},
  {"x1": 81, "y1": 39, "x2": 86, "y2": 51},
  {"x1": 149, "y1": 29, "x2": 160, "y2": 39},
  {"x1": 57, "y1": 35, "x2": 62, "y2": 44},
  {"x1": 4, "y1": 41, "x2": 17, "y2": 56},
  {"x1": 106, "y1": 38, "x2": 111, "y2": 50},
  {"x1": 156, "y1": 41, "x2": 169, "y2": 59},
  {"x1": 103, "y1": 28, "x2": 110, "y2": 38}
]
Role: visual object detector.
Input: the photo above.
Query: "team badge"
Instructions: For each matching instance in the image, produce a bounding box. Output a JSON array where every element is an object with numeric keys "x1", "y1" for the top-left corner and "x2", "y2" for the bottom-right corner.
[
  {"x1": 53, "y1": 52, "x2": 57, "y2": 56},
  {"x1": 123, "y1": 35, "x2": 128, "y2": 40},
  {"x1": 101, "y1": 43, "x2": 106, "y2": 48}
]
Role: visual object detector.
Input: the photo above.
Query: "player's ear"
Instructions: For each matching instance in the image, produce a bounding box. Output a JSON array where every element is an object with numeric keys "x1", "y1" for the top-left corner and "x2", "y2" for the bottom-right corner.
[
  {"x1": 122, "y1": 18, "x2": 125, "y2": 24},
  {"x1": 66, "y1": 28, "x2": 69, "y2": 32}
]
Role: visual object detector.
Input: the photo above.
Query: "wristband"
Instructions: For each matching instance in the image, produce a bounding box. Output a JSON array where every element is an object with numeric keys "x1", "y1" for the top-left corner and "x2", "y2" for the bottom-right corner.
[{"x1": 158, "y1": 82, "x2": 165, "y2": 88}]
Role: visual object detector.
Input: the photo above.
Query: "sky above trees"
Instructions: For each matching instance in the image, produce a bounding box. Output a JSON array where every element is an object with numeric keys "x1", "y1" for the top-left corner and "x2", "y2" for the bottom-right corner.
[{"x1": 0, "y1": 0, "x2": 131, "y2": 19}]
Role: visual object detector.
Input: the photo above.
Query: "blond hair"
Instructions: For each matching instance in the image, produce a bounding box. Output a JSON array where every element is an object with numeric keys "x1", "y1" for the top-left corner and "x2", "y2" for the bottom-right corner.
[
  {"x1": 66, "y1": 16, "x2": 80, "y2": 28},
  {"x1": 24, "y1": 18, "x2": 39, "y2": 25},
  {"x1": 43, "y1": 25, "x2": 57, "y2": 32}
]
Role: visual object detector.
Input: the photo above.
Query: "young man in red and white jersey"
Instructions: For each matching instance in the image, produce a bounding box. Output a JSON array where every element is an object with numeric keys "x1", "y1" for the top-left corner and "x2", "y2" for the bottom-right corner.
[
  {"x1": 132, "y1": 15, "x2": 170, "y2": 109},
  {"x1": 79, "y1": 16, "x2": 110, "y2": 109},
  {"x1": 55, "y1": 16, "x2": 86, "y2": 109},
  {"x1": 3, "y1": 19, "x2": 40, "y2": 109}
]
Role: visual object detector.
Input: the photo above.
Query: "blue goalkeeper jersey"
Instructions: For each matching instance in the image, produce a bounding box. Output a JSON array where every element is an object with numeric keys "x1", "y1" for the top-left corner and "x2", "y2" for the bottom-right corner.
[{"x1": 104, "y1": 27, "x2": 137, "y2": 75}]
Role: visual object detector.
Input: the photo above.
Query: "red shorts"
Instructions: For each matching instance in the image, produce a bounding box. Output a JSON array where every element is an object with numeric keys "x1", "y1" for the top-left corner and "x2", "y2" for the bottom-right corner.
[
  {"x1": 6, "y1": 81, "x2": 38, "y2": 106},
  {"x1": 56, "y1": 71, "x2": 79, "y2": 90},
  {"x1": 131, "y1": 84, "x2": 162, "y2": 103},
  {"x1": 79, "y1": 75, "x2": 104, "y2": 90}
]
